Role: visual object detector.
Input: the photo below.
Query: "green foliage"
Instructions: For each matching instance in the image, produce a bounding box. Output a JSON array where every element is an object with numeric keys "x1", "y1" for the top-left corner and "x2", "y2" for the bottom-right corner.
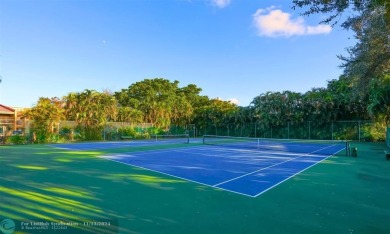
[
  {"x1": 59, "y1": 127, "x2": 72, "y2": 142},
  {"x1": 292, "y1": 0, "x2": 390, "y2": 28},
  {"x1": 136, "y1": 132, "x2": 151, "y2": 139},
  {"x1": 6, "y1": 135, "x2": 26, "y2": 145},
  {"x1": 117, "y1": 106, "x2": 144, "y2": 123},
  {"x1": 23, "y1": 97, "x2": 64, "y2": 142},
  {"x1": 83, "y1": 127, "x2": 104, "y2": 141},
  {"x1": 114, "y1": 78, "x2": 201, "y2": 129},
  {"x1": 251, "y1": 83, "x2": 369, "y2": 131},
  {"x1": 292, "y1": 0, "x2": 390, "y2": 126},
  {"x1": 368, "y1": 74, "x2": 390, "y2": 124},
  {"x1": 64, "y1": 89, "x2": 118, "y2": 140},
  {"x1": 362, "y1": 122, "x2": 386, "y2": 142},
  {"x1": 361, "y1": 115, "x2": 387, "y2": 141},
  {"x1": 28, "y1": 130, "x2": 62, "y2": 144},
  {"x1": 194, "y1": 98, "x2": 238, "y2": 130},
  {"x1": 118, "y1": 127, "x2": 138, "y2": 138},
  {"x1": 26, "y1": 75, "x2": 385, "y2": 143},
  {"x1": 117, "y1": 127, "x2": 152, "y2": 140},
  {"x1": 146, "y1": 127, "x2": 164, "y2": 135}
]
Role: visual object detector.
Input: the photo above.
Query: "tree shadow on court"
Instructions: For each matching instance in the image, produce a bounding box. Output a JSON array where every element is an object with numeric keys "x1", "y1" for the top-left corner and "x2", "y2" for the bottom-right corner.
[{"x1": 0, "y1": 145, "x2": 230, "y2": 233}]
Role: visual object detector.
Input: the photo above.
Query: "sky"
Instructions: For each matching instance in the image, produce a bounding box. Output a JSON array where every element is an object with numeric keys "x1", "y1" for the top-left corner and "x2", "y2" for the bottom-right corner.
[{"x1": 0, "y1": 0, "x2": 355, "y2": 107}]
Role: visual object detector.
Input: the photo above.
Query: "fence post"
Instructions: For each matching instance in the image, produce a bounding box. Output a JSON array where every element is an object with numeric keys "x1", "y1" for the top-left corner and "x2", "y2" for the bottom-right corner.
[
  {"x1": 331, "y1": 122, "x2": 334, "y2": 140},
  {"x1": 358, "y1": 120, "x2": 361, "y2": 142},
  {"x1": 287, "y1": 121, "x2": 290, "y2": 139}
]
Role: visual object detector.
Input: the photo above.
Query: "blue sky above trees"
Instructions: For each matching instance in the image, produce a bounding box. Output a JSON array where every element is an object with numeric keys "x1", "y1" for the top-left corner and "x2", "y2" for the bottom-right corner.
[{"x1": 0, "y1": 0, "x2": 354, "y2": 107}]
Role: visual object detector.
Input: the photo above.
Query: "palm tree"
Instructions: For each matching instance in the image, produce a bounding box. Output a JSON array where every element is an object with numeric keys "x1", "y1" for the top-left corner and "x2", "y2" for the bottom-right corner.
[{"x1": 63, "y1": 89, "x2": 117, "y2": 140}]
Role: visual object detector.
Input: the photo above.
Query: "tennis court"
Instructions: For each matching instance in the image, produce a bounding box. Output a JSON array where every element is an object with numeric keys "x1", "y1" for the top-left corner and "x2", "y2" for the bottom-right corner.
[
  {"x1": 2, "y1": 139, "x2": 389, "y2": 233},
  {"x1": 52, "y1": 136, "x2": 347, "y2": 197}
]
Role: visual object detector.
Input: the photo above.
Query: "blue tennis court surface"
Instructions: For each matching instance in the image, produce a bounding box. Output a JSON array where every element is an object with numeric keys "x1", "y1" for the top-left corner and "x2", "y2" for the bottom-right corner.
[{"x1": 97, "y1": 143, "x2": 345, "y2": 197}]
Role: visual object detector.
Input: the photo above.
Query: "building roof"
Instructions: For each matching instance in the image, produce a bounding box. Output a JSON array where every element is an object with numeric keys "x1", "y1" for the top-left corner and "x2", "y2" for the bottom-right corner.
[{"x1": 0, "y1": 104, "x2": 15, "y2": 115}]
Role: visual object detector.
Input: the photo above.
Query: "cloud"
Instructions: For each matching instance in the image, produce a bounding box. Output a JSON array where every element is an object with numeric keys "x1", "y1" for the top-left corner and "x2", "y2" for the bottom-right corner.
[
  {"x1": 211, "y1": 0, "x2": 231, "y2": 8},
  {"x1": 216, "y1": 97, "x2": 240, "y2": 105},
  {"x1": 228, "y1": 98, "x2": 240, "y2": 105},
  {"x1": 252, "y1": 6, "x2": 331, "y2": 37}
]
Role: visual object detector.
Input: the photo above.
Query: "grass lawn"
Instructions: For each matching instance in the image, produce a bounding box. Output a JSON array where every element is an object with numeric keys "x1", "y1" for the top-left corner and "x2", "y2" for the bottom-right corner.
[{"x1": 0, "y1": 142, "x2": 389, "y2": 234}]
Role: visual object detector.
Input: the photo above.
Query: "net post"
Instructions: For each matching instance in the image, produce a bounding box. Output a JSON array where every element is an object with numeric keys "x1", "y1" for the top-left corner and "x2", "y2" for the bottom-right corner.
[{"x1": 349, "y1": 141, "x2": 351, "y2": 156}]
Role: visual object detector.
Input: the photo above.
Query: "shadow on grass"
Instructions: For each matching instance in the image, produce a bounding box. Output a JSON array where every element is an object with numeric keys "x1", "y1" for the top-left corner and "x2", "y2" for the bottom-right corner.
[{"x1": 0, "y1": 144, "x2": 224, "y2": 233}]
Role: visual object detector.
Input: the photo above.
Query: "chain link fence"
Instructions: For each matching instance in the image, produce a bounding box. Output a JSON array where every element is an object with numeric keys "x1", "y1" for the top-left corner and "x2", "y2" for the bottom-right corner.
[
  {"x1": 46, "y1": 121, "x2": 154, "y2": 141},
  {"x1": 21, "y1": 120, "x2": 383, "y2": 143},
  {"x1": 190, "y1": 120, "x2": 375, "y2": 141}
]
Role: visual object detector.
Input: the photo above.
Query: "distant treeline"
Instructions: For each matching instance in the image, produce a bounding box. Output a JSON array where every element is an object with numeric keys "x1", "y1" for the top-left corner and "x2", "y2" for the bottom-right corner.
[{"x1": 22, "y1": 74, "x2": 388, "y2": 142}]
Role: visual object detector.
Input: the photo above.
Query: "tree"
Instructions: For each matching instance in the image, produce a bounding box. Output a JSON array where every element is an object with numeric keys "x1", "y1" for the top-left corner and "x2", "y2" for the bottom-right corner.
[
  {"x1": 114, "y1": 78, "x2": 194, "y2": 130},
  {"x1": 368, "y1": 74, "x2": 390, "y2": 124},
  {"x1": 338, "y1": 6, "x2": 390, "y2": 99},
  {"x1": 196, "y1": 98, "x2": 238, "y2": 135},
  {"x1": 292, "y1": 0, "x2": 390, "y2": 124},
  {"x1": 116, "y1": 106, "x2": 144, "y2": 123},
  {"x1": 292, "y1": 0, "x2": 389, "y2": 28},
  {"x1": 23, "y1": 97, "x2": 64, "y2": 142},
  {"x1": 64, "y1": 89, "x2": 117, "y2": 140}
]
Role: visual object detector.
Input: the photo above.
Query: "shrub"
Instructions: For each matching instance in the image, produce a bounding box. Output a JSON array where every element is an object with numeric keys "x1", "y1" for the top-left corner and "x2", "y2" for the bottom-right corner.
[
  {"x1": 6, "y1": 135, "x2": 26, "y2": 145},
  {"x1": 118, "y1": 127, "x2": 138, "y2": 138},
  {"x1": 362, "y1": 121, "x2": 386, "y2": 142}
]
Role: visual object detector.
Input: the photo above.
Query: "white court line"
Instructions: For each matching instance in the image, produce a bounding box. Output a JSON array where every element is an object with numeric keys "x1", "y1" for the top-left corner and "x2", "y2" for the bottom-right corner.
[
  {"x1": 99, "y1": 156, "x2": 256, "y2": 198},
  {"x1": 253, "y1": 146, "x2": 345, "y2": 197},
  {"x1": 99, "y1": 143, "x2": 344, "y2": 197},
  {"x1": 196, "y1": 144, "x2": 330, "y2": 158},
  {"x1": 213, "y1": 144, "x2": 338, "y2": 187},
  {"x1": 102, "y1": 145, "x2": 304, "y2": 162}
]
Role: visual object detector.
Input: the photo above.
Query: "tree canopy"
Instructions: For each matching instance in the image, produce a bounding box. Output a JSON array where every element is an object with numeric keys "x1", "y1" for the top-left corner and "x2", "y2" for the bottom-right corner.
[
  {"x1": 114, "y1": 78, "x2": 198, "y2": 130},
  {"x1": 292, "y1": 0, "x2": 390, "y2": 125},
  {"x1": 23, "y1": 97, "x2": 64, "y2": 142},
  {"x1": 63, "y1": 89, "x2": 118, "y2": 140},
  {"x1": 21, "y1": 74, "x2": 386, "y2": 142}
]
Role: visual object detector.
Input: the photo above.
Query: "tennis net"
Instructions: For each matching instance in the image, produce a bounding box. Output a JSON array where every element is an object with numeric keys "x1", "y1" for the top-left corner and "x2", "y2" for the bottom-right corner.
[
  {"x1": 151, "y1": 134, "x2": 190, "y2": 144},
  {"x1": 203, "y1": 135, "x2": 349, "y2": 156}
]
